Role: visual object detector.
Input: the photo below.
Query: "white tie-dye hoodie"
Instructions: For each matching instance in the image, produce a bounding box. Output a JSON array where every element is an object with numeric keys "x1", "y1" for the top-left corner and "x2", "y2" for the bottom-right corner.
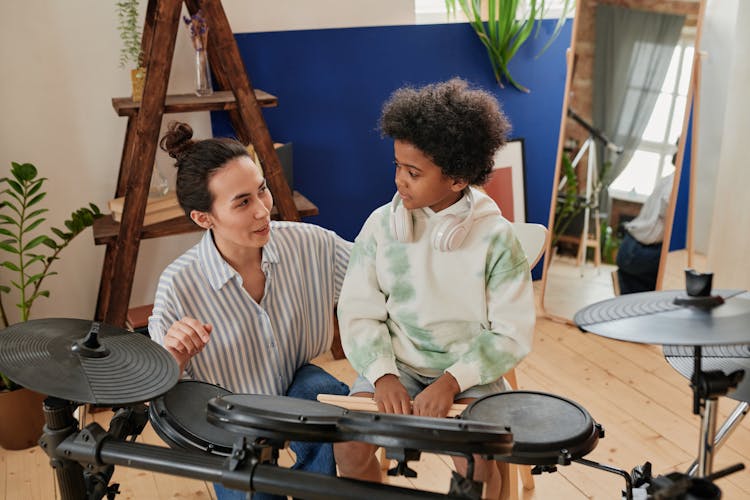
[{"x1": 338, "y1": 187, "x2": 535, "y2": 392}]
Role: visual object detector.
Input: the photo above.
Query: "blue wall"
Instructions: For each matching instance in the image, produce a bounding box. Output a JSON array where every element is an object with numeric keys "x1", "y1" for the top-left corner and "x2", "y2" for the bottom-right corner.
[
  {"x1": 211, "y1": 20, "x2": 691, "y2": 277},
  {"x1": 213, "y1": 21, "x2": 571, "y2": 257},
  {"x1": 670, "y1": 106, "x2": 692, "y2": 251}
]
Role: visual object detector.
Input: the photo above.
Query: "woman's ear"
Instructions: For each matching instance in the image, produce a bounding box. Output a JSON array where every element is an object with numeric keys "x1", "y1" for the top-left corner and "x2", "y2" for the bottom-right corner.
[{"x1": 190, "y1": 210, "x2": 213, "y2": 230}]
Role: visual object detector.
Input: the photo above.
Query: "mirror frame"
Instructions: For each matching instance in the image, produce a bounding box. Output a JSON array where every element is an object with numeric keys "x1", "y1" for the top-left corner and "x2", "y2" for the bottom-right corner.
[{"x1": 539, "y1": 0, "x2": 707, "y2": 322}]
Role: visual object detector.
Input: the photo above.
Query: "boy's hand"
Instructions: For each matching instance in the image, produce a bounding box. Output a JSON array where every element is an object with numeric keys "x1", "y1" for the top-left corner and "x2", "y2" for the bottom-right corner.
[
  {"x1": 413, "y1": 373, "x2": 460, "y2": 418},
  {"x1": 373, "y1": 374, "x2": 411, "y2": 414}
]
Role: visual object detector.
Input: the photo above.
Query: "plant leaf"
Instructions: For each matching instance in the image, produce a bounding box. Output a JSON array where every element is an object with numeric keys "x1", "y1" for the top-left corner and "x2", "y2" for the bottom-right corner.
[
  {"x1": 25, "y1": 254, "x2": 46, "y2": 264},
  {"x1": 6, "y1": 179, "x2": 24, "y2": 196},
  {"x1": 24, "y1": 273, "x2": 45, "y2": 287},
  {"x1": 22, "y1": 235, "x2": 50, "y2": 252},
  {"x1": 4, "y1": 190, "x2": 24, "y2": 208},
  {"x1": 11, "y1": 162, "x2": 38, "y2": 182},
  {"x1": 27, "y1": 180, "x2": 44, "y2": 197},
  {"x1": 0, "y1": 214, "x2": 19, "y2": 227},
  {"x1": 3, "y1": 261, "x2": 21, "y2": 271},
  {"x1": 0, "y1": 242, "x2": 19, "y2": 254},
  {"x1": 51, "y1": 227, "x2": 68, "y2": 240},
  {"x1": 26, "y1": 208, "x2": 49, "y2": 219},
  {"x1": 23, "y1": 218, "x2": 46, "y2": 233},
  {"x1": 27, "y1": 192, "x2": 47, "y2": 207}
]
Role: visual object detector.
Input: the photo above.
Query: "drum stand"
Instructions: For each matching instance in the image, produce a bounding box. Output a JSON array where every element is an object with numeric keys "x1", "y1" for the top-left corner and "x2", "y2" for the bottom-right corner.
[
  {"x1": 37, "y1": 398, "x2": 455, "y2": 500},
  {"x1": 624, "y1": 346, "x2": 747, "y2": 499},
  {"x1": 689, "y1": 346, "x2": 744, "y2": 477},
  {"x1": 686, "y1": 401, "x2": 749, "y2": 477},
  {"x1": 525, "y1": 451, "x2": 635, "y2": 500},
  {"x1": 379, "y1": 445, "x2": 488, "y2": 499}
]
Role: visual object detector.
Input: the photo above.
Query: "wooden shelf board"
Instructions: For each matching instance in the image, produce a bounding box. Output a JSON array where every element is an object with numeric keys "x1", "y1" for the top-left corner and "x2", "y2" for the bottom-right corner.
[
  {"x1": 93, "y1": 191, "x2": 317, "y2": 245},
  {"x1": 112, "y1": 89, "x2": 278, "y2": 117}
]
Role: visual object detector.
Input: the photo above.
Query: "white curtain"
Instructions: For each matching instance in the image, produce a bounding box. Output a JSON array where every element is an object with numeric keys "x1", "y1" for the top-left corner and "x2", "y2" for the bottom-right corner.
[{"x1": 592, "y1": 5, "x2": 685, "y2": 210}]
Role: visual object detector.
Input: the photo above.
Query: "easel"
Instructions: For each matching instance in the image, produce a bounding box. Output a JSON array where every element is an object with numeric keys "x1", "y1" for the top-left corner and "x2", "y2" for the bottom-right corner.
[{"x1": 565, "y1": 109, "x2": 622, "y2": 275}]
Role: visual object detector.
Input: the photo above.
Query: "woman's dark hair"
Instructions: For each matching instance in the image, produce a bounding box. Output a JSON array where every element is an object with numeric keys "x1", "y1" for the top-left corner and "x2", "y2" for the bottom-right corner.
[
  {"x1": 380, "y1": 78, "x2": 510, "y2": 186},
  {"x1": 159, "y1": 121, "x2": 250, "y2": 216}
]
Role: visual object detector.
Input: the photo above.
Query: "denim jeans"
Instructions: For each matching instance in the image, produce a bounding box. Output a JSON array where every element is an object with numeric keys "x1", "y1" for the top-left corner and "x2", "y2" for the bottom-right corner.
[
  {"x1": 616, "y1": 232, "x2": 662, "y2": 294},
  {"x1": 213, "y1": 364, "x2": 349, "y2": 500}
]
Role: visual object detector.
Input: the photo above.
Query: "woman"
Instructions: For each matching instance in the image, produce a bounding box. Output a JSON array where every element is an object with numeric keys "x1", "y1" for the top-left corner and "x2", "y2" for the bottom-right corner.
[{"x1": 149, "y1": 122, "x2": 351, "y2": 500}]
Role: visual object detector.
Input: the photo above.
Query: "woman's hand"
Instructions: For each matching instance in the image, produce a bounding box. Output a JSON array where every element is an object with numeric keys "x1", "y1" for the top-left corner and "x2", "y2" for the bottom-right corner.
[
  {"x1": 162, "y1": 317, "x2": 213, "y2": 372},
  {"x1": 413, "y1": 373, "x2": 460, "y2": 418},
  {"x1": 373, "y1": 374, "x2": 412, "y2": 414}
]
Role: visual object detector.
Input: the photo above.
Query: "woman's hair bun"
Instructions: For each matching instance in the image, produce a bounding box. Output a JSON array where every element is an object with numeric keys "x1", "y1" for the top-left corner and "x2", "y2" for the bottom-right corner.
[{"x1": 160, "y1": 121, "x2": 195, "y2": 160}]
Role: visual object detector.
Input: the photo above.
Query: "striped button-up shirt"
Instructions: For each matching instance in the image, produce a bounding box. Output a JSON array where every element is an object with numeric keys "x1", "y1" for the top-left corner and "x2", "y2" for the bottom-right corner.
[{"x1": 149, "y1": 221, "x2": 352, "y2": 395}]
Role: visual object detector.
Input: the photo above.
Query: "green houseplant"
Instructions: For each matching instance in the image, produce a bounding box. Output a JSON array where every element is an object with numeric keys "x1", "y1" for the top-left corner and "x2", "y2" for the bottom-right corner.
[
  {"x1": 116, "y1": 0, "x2": 146, "y2": 101},
  {"x1": 0, "y1": 162, "x2": 102, "y2": 449},
  {"x1": 551, "y1": 152, "x2": 611, "y2": 250},
  {"x1": 445, "y1": 0, "x2": 573, "y2": 92}
]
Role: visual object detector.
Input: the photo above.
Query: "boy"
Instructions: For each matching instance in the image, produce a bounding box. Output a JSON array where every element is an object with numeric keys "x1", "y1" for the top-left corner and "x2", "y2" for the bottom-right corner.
[{"x1": 335, "y1": 79, "x2": 536, "y2": 496}]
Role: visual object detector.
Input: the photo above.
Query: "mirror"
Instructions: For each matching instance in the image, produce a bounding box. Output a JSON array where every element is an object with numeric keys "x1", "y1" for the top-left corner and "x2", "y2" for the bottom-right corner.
[{"x1": 540, "y1": 0, "x2": 705, "y2": 321}]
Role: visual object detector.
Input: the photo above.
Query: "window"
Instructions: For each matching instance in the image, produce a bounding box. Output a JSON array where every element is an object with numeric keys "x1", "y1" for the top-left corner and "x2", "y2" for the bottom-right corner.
[
  {"x1": 414, "y1": 0, "x2": 573, "y2": 24},
  {"x1": 609, "y1": 36, "x2": 694, "y2": 200}
]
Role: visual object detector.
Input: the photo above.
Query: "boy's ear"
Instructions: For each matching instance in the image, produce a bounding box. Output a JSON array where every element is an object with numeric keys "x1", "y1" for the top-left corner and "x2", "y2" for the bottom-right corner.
[
  {"x1": 190, "y1": 210, "x2": 213, "y2": 230},
  {"x1": 450, "y1": 179, "x2": 469, "y2": 192}
]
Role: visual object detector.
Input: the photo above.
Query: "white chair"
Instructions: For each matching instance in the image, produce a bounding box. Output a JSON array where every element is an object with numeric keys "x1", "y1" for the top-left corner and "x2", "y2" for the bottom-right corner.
[
  {"x1": 510, "y1": 222, "x2": 549, "y2": 269},
  {"x1": 500, "y1": 222, "x2": 549, "y2": 499}
]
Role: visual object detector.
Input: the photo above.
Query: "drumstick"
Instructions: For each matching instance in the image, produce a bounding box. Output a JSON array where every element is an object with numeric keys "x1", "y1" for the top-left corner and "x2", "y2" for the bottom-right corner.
[{"x1": 317, "y1": 394, "x2": 467, "y2": 418}]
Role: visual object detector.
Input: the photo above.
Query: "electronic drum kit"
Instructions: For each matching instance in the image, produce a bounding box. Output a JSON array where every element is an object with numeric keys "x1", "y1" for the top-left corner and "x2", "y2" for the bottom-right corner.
[{"x1": 0, "y1": 271, "x2": 747, "y2": 499}]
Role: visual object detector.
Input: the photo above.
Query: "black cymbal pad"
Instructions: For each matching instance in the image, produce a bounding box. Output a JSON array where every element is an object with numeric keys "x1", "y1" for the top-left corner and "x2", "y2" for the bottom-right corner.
[
  {"x1": 575, "y1": 290, "x2": 750, "y2": 346},
  {"x1": 0, "y1": 318, "x2": 179, "y2": 405}
]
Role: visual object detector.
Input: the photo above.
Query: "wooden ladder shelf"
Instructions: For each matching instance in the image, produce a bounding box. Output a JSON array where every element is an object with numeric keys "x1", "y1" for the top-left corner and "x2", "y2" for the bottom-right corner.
[{"x1": 95, "y1": 0, "x2": 316, "y2": 326}]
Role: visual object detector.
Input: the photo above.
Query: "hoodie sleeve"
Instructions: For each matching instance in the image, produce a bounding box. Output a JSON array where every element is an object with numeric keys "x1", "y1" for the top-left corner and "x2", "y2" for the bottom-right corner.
[
  {"x1": 445, "y1": 231, "x2": 535, "y2": 391},
  {"x1": 337, "y1": 210, "x2": 399, "y2": 385}
]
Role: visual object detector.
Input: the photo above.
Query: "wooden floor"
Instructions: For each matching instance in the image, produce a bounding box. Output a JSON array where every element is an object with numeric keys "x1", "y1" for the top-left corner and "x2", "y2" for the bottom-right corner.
[
  {"x1": 543, "y1": 254, "x2": 618, "y2": 320},
  {"x1": 2, "y1": 253, "x2": 749, "y2": 499}
]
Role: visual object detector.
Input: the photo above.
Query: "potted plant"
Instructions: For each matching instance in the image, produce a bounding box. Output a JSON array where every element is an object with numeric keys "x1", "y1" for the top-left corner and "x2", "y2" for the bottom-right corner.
[
  {"x1": 551, "y1": 151, "x2": 611, "y2": 251},
  {"x1": 116, "y1": 0, "x2": 146, "y2": 101},
  {"x1": 445, "y1": 0, "x2": 574, "y2": 92},
  {"x1": 0, "y1": 161, "x2": 102, "y2": 450}
]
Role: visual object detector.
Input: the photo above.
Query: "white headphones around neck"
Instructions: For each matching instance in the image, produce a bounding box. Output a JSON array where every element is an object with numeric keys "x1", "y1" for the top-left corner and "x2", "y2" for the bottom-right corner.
[{"x1": 389, "y1": 189, "x2": 475, "y2": 252}]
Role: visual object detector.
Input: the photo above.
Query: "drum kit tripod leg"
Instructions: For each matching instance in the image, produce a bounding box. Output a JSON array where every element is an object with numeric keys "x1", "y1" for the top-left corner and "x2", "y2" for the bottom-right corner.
[{"x1": 685, "y1": 401, "x2": 749, "y2": 477}]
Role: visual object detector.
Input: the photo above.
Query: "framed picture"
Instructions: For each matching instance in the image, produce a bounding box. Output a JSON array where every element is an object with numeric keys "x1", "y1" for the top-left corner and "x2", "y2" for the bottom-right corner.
[{"x1": 483, "y1": 138, "x2": 527, "y2": 222}]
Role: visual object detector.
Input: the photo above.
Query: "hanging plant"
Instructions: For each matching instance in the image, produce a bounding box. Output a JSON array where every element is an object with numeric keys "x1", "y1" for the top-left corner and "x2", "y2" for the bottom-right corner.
[
  {"x1": 445, "y1": 0, "x2": 574, "y2": 92},
  {"x1": 116, "y1": 0, "x2": 144, "y2": 69},
  {"x1": 116, "y1": 0, "x2": 146, "y2": 101}
]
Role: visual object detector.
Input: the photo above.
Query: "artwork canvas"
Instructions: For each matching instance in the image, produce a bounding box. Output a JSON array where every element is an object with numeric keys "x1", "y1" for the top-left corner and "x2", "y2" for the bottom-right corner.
[{"x1": 483, "y1": 138, "x2": 526, "y2": 222}]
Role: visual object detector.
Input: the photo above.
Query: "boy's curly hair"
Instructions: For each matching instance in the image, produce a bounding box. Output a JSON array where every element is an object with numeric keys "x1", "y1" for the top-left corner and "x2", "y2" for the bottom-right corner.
[{"x1": 380, "y1": 78, "x2": 510, "y2": 186}]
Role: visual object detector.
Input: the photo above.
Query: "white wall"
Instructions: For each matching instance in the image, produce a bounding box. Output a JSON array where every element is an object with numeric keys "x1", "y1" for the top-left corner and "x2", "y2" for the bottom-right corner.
[
  {"x1": 693, "y1": 0, "x2": 738, "y2": 254},
  {"x1": 0, "y1": 1, "x2": 415, "y2": 325},
  {"x1": 706, "y1": 0, "x2": 750, "y2": 288},
  {"x1": 224, "y1": 0, "x2": 414, "y2": 31}
]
